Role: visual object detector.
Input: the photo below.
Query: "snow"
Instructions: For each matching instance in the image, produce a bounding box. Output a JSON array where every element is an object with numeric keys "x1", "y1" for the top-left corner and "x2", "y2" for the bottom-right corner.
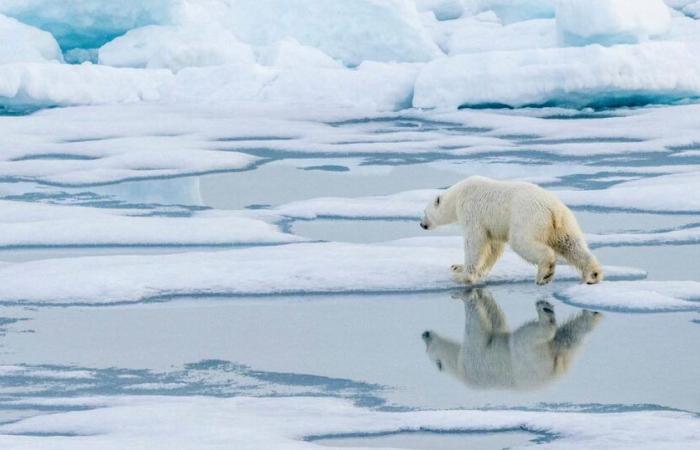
[
  {"x1": 0, "y1": 242, "x2": 643, "y2": 305},
  {"x1": 0, "y1": 396, "x2": 697, "y2": 450},
  {"x1": 98, "y1": 24, "x2": 255, "y2": 72},
  {"x1": 556, "y1": 0, "x2": 672, "y2": 46},
  {"x1": 0, "y1": 200, "x2": 302, "y2": 247},
  {"x1": 413, "y1": 42, "x2": 700, "y2": 109},
  {"x1": 560, "y1": 281, "x2": 700, "y2": 311},
  {"x1": 0, "y1": 14, "x2": 62, "y2": 63}
]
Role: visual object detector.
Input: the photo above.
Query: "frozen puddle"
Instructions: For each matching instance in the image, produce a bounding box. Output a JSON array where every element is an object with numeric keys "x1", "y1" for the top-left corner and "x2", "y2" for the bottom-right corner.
[{"x1": 313, "y1": 430, "x2": 535, "y2": 450}]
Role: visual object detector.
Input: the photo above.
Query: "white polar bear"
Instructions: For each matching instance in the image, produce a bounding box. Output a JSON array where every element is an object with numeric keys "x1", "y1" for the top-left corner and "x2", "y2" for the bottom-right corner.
[
  {"x1": 422, "y1": 288, "x2": 601, "y2": 390},
  {"x1": 419, "y1": 175, "x2": 603, "y2": 285}
]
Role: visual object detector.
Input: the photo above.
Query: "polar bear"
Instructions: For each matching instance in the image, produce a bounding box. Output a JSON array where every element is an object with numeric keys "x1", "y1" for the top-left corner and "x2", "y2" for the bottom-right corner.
[
  {"x1": 422, "y1": 288, "x2": 601, "y2": 390},
  {"x1": 419, "y1": 176, "x2": 603, "y2": 285}
]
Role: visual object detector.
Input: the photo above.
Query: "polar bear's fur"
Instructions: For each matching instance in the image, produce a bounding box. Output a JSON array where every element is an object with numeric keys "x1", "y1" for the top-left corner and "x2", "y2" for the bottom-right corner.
[
  {"x1": 420, "y1": 176, "x2": 603, "y2": 285},
  {"x1": 422, "y1": 289, "x2": 601, "y2": 390}
]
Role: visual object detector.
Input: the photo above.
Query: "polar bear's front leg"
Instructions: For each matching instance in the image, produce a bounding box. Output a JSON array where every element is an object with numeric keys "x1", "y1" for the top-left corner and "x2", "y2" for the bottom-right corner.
[{"x1": 452, "y1": 227, "x2": 487, "y2": 284}]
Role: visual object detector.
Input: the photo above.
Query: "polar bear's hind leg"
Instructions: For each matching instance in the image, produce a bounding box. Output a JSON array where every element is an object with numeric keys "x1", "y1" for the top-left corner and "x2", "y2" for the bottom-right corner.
[{"x1": 510, "y1": 235, "x2": 557, "y2": 285}]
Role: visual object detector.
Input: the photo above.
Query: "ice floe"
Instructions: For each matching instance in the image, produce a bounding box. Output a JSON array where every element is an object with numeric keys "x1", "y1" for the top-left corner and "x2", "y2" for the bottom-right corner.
[
  {"x1": 0, "y1": 396, "x2": 697, "y2": 449},
  {"x1": 559, "y1": 281, "x2": 700, "y2": 311},
  {"x1": 0, "y1": 200, "x2": 301, "y2": 247},
  {"x1": 0, "y1": 242, "x2": 643, "y2": 305}
]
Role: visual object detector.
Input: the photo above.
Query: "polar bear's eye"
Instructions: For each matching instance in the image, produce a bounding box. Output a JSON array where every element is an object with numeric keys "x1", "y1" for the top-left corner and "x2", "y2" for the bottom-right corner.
[{"x1": 435, "y1": 196, "x2": 440, "y2": 207}]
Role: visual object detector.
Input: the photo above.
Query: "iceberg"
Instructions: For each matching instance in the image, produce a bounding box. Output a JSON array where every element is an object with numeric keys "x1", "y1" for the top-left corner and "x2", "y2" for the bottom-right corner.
[
  {"x1": 556, "y1": 0, "x2": 672, "y2": 46},
  {"x1": 0, "y1": 14, "x2": 62, "y2": 63},
  {"x1": 413, "y1": 42, "x2": 700, "y2": 108}
]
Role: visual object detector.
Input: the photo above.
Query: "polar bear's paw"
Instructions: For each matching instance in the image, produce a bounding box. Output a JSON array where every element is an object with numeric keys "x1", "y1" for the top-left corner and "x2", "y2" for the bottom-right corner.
[
  {"x1": 451, "y1": 264, "x2": 483, "y2": 284},
  {"x1": 536, "y1": 300, "x2": 556, "y2": 324},
  {"x1": 536, "y1": 262, "x2": 556, "y2": 285}
]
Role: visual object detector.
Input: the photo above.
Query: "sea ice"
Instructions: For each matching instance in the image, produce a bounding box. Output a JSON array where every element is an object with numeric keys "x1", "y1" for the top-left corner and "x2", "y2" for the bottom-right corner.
[
  {"x1": 559, "y1": 280, "x2": 700, "y2": 311},
  {"x1": 0, "y1": 242, "x2": 643, "y2": 305},
  {"x1": 273, "y1": 170, "x2": 700, "y2": 219},
  {"x1": 556, "y1": 0, "x2": 672, "y2": 46},
  {"x1": 413, "y1": 41, "x2": 700, "y2": 108},
  {"x1": 0, "y1": 396, "x2": 696, "y2": 449},
  {"x1": 557, "y1": 172, "x2": 700, "y2": 213},
  {"x1": 0, "y1": 200, "x2": 302, "y2": 247}
]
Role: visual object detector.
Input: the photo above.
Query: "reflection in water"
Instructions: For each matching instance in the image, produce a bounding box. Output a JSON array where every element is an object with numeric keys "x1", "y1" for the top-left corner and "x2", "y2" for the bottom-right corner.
[{"x1": 422, "y1": 288, "x2": 601, "y2": 391}]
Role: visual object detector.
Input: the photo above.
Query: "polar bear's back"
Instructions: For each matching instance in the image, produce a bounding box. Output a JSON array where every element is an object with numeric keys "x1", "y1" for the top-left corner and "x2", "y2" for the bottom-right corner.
[{"x1": 456, "y1": 176, "x2": 575, "y2": 240}]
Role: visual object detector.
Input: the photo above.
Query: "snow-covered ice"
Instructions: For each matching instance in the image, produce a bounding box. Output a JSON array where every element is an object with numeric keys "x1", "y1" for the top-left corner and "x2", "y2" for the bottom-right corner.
[
  {"x1": 0, "y1": 396, "x2": 697, "y2": 450},
  {"x1": 0, "y1": 200, "x2": 301, "y2": 247},
  {"x1": 0, "y1": 242, "x2": 643, "y2": 305},
  {"x1": 559, "y1": 280, "x2": 700, "y2": 311}
]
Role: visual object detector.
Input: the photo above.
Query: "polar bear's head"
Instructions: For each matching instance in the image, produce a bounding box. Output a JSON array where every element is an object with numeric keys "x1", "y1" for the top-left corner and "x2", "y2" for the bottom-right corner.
[
  {"x1": 422, "y1": 330, "x2": 462, "y2": 378},
  {"x1": 420, "y1": 192, "x2": 456, "y2": 230}
]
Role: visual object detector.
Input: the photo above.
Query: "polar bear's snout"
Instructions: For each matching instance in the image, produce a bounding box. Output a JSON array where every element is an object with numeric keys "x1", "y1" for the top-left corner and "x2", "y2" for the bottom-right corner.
[{"x1": 419, "y1": 219, "x2": 429, "y2": 230}]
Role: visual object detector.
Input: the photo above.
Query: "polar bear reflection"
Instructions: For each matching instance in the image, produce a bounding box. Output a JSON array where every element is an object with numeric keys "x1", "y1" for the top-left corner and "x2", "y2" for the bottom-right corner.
[{"x1": 422, "y1": 289, "x2": 601, "y2": 390}]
